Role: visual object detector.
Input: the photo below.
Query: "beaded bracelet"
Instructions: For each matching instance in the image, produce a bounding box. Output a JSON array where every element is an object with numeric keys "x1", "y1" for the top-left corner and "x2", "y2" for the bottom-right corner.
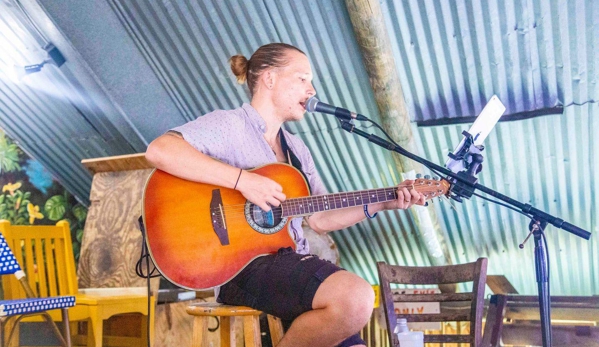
[{"x1": 363, "y1": 205, "x2": 378, "y2": 219}]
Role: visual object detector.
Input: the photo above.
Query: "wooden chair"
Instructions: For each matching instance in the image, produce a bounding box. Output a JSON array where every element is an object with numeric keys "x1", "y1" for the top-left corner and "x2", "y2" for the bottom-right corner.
[
  {"x1": 377, "y1": 258, "x2": 487, "y2": 346},
  {"x1": 0, "y1": 228, "x2": 75, "y2": 346},
  {"x1": 186, "y1": 302, "x2": 284, "y2": 347},
  {"x1": 0, "y1": 220, "x2": 155, "y2": 347}
]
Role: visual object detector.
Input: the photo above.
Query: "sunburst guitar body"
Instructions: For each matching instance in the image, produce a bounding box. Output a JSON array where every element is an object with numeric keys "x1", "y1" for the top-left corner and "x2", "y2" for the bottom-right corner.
[{"x1": 142, "y1": 163, "x2": 449, "y2": 290}]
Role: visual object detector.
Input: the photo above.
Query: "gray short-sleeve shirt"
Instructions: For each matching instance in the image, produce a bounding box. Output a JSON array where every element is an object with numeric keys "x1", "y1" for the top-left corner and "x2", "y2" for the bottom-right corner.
[{"x1": 171, "y1": 103, "x2": 327, "y2": 254}]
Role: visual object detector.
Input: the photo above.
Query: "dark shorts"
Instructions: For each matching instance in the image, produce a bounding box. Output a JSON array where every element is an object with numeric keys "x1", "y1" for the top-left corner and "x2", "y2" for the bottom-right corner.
[{"x1": 217, "y1": 247, "x2": 365, "y2": 347}]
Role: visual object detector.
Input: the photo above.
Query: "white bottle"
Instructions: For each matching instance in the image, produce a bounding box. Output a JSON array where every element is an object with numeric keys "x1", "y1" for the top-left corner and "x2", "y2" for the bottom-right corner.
[{"x1": 394, "y1": 318, "x2": 424, "y2": 347}]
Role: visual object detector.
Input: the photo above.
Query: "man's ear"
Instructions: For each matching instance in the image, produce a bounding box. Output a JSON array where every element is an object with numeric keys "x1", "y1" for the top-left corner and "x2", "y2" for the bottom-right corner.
[{"x1": 262, "y1": 69, "x2": 275, "y2": 89}]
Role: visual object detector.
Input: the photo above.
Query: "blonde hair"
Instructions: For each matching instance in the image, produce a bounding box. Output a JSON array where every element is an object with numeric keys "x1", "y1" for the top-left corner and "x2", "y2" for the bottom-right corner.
[{"x1": 229, "y1": 43, "x2": 305, "y2": 96}]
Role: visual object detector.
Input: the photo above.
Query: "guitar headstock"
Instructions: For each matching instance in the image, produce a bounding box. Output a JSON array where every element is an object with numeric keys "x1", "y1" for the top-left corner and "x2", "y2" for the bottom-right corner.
[{"x1": 413, "y1": 177, "x2": 451, "y2": 200}]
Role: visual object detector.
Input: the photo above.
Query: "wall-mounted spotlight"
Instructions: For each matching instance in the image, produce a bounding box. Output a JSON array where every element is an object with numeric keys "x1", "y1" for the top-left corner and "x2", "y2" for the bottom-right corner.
[{"x1": 16, "y1": 42, "x2": 66, "y2": 79}]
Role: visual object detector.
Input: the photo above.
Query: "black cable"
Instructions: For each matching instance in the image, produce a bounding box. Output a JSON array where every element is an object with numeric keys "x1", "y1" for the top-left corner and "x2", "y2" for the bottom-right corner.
[
  {"x1": 146, "y1": 243, "x2": 151, "y2": 347},
  {"x1": 209, "y1": 317, "x2": 220, "y2": 332},
  {"x1": 366, "y1": 119, "x2": 399, "y2": 147},
  {"x1": 541, "y1": 229, "x2": 550, "y2": 293},
  {"x1": 471, "y1": 192, "x2": 532, "y2": 218},
  {"x1": 135, "y1": 219, "x2": 161, "y2": 279},
  {"x1": 560, "y1": 99, "x2": 597, "y2": 107},
  {"x1": 137, "y1": 217, "x2": 161, "y2": 347},
  {"x1": 362, "y1": 119, "x2": 447, "y2": 180}
]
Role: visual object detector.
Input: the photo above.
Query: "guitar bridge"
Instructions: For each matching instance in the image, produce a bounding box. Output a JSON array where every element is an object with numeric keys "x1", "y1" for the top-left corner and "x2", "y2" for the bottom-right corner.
[{"x1": 210, "y1": 189, "x2": 229, "y2": 246}]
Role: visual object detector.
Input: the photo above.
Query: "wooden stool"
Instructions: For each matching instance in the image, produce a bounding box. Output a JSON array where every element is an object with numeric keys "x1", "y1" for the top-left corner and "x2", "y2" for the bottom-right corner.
[{"x1": 186, "y1": 302, "x2": 284, "y2": 347}]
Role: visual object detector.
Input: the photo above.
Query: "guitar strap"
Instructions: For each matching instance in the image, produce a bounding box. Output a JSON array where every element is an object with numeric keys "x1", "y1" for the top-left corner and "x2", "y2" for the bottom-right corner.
[{"x1": 279, "y1": 128, "x2": 312, "y2": 194}]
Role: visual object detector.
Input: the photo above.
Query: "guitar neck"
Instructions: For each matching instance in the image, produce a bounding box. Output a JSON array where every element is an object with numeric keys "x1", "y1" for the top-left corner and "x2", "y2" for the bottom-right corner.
[{"x1": 280, "y1": 187, "x2": 398, "y2": 217}]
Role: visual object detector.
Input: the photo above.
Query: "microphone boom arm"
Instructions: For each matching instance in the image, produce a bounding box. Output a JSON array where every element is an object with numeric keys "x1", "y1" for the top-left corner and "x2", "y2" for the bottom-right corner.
[{"x1": 338, "y1": 120, "x2": 591, "y2": 240}]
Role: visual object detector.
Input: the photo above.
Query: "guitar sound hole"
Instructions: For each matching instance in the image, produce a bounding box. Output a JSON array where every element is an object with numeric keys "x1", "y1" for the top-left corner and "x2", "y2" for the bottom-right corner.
[
  {"x1": 244, "y1": 202, "x2": 287, "y2": 235},
  {"x1": 251, "y1": 204, "x2": 282, "y2": 227}
]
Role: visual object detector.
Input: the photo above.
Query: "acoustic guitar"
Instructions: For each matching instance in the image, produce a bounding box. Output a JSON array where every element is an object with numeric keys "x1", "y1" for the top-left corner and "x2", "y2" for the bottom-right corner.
[{"x1": 142, "y1": 162, "x2": 450, "y2": 290}]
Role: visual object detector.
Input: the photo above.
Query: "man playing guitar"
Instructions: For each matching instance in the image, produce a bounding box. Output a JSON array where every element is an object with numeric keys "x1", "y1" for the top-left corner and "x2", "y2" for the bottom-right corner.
[{"x1": 145, "y1": 43, "x2": 425, "y2": 347}]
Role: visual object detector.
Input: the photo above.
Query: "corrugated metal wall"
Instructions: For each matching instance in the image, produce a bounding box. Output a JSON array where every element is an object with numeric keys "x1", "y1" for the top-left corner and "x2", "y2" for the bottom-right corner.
[
  {"x1": 0, "y1": 0, "x2": 596, "y2": 295},
  {"x1": 383, "y1": 0, "x2": 598, "y2": 121}
]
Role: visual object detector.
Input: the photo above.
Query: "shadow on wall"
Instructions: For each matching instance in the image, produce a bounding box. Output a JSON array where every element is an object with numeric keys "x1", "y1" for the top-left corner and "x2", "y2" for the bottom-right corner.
[{"x1": 0, "y1": 129, "x2": 87, "y2": 263}]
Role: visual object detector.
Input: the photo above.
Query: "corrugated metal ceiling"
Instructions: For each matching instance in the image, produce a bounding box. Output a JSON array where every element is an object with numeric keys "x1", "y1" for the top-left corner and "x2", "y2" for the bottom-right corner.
[
  {"x1": 0, "y1": 0, "x2": 596, "y2": 296},
  {"x1": 0, "y1": 3, "x2": 136, "y2": 201}
]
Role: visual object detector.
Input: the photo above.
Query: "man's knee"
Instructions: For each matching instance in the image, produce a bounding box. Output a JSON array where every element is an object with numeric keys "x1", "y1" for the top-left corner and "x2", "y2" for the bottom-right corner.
[
  {"x1": 314, "y1": 271, "x2": 374, "y2": 327},
  {"x1": 346, "y1": 277, "x2": 375, "y2": 322}
]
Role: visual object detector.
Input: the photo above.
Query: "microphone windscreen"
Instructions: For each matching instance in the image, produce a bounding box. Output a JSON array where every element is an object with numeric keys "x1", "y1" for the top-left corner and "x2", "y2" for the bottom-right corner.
[{"x1": 305, "y1": 96, "x2": 320, "y2": 113}]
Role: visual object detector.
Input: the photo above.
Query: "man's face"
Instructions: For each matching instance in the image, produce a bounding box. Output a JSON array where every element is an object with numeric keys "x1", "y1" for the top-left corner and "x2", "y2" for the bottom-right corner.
[{"x1": 270, "y1": 50, "x2": 316, "y2": 122}]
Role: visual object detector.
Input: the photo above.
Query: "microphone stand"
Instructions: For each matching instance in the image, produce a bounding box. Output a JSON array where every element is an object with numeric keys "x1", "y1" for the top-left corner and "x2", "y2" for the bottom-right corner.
[{"x1": 337, "y1": 119, "x2": 591, "y2": 347}]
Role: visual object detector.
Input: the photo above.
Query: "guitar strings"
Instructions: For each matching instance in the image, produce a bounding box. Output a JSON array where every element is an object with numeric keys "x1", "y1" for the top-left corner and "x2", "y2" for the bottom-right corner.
[
  {"x1": 212, "y1": 182, "x2": 439, "y2": 213},
  {"x1": 212, "y1": 182, "x2": 431, "y2": 211},
  {"x1": 207, "y1": 182, "x2": 445, "y2": 221}
]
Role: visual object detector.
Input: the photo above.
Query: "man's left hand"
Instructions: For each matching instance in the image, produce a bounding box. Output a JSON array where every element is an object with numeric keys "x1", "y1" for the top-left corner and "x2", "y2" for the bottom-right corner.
[{"x1": 383, "y1": 179, "x2": 426, "y2": 210}]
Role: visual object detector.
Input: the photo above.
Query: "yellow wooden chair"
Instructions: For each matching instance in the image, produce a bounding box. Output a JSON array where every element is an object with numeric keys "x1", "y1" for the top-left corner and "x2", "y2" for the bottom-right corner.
[
  {"x1": 0, "y1": 220, "x2": 155, "y2": 347},
  {"x1": 0, "y1": 228, "x2": 75, "y2": 346}
]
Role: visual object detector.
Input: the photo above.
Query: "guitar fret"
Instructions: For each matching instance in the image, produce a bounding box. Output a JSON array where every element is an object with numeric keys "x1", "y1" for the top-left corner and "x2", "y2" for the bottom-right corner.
[
  {"x1": 281, "y1": 188, "x2": 403, "y2": 218},
  {"x1": 296, "y1": 198, "x2": 304, "y2": 215},
  {"x1": 341, "y1": 192, "x2": 349, "y2": 208},
  {"x1": 288, "y1": 190, "x2": 384, "y2": 215}
]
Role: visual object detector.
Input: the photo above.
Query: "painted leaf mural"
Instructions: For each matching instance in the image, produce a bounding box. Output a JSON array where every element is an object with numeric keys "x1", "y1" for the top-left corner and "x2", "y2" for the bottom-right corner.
[
  {"x1": 45, "y1": 195, "x2": 67, "y2": 221},
  {"x1": 0, "y1": 133, "x2": 21, "y2": 173},
  {"x1": 0, "y1": 129, "x2": 87, "y2": 262}
]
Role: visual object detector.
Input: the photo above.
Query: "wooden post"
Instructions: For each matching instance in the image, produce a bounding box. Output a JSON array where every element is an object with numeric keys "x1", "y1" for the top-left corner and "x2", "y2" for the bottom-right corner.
[
  {"x1": 344, "y1": 0, "x2": 453, "y2": 272},
  {"x1": 345, "y1": 0, "x2": 416, "y2": 163}
]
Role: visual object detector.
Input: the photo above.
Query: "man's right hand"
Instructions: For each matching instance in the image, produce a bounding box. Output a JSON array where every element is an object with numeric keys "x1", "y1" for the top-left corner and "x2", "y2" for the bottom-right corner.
[{"x1": 235, "y1": 170, "x2": 286, "y2": 211}]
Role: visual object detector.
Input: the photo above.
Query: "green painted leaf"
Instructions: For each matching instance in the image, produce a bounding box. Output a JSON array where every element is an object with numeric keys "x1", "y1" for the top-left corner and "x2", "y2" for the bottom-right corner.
[
  {"x1": 76, "y1": 229, "x2": 84, "y2": 243},
  {"x1": 45, "y1": 195, "x2": 67, "y2": 221},
  {"x1": 72, "y1": 242, "x2": 80, "y2": 261},
  {"x1": 0, "y1": 133, "x2": 22, "y2": 173},
  {"x1": 72, "y1": 204, "x2": 87, "y2": 223}
]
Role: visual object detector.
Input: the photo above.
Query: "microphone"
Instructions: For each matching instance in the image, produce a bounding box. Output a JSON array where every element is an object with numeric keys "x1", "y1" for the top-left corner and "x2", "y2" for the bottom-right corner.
[{"x1": 305, "y1": 97, "x2": 368, "y2": 121}]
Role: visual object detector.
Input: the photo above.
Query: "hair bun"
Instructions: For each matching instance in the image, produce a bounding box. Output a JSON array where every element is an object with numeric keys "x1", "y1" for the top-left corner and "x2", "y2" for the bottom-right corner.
[{"x1": 229, "y1": 55, "x2": 248, "y2": 84}]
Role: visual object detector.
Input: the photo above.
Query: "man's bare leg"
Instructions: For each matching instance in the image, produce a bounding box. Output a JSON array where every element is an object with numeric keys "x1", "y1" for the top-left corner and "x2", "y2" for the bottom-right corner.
[{"x1": 277, "y1": 271, "x2": 374, "y2": 347}]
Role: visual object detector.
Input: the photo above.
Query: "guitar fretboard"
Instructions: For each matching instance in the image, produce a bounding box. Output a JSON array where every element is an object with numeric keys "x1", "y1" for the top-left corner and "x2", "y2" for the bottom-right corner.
[{"x1": 280, "y1": 188, "x2": 398, "y2": 217}]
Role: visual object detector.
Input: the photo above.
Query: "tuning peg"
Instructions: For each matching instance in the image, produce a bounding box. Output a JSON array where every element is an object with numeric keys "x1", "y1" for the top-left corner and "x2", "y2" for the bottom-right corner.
[
  {"x1": 416, "y1": 173, "x2": 422, "y2": 178},
  {"x1": 433, "y1": 176, "x2": 439, "y2": 181},
  {"x1": 424, "y1": 175, "x2": 431, "y2": 179}
]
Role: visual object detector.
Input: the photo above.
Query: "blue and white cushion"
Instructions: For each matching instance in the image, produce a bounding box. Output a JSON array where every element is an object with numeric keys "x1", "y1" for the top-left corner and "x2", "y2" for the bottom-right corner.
[
  {"x1": 0, "y1": 296, "x2": 76, "y2": 317},
  {"x1": 0, "y1": 233, "x2": 21, "y2": 275}
]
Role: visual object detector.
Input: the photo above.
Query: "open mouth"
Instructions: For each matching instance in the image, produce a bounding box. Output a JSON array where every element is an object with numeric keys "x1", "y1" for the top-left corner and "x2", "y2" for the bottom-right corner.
[{"x1": 299, "y1": 101, "x2": 306, "y2": 109}]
